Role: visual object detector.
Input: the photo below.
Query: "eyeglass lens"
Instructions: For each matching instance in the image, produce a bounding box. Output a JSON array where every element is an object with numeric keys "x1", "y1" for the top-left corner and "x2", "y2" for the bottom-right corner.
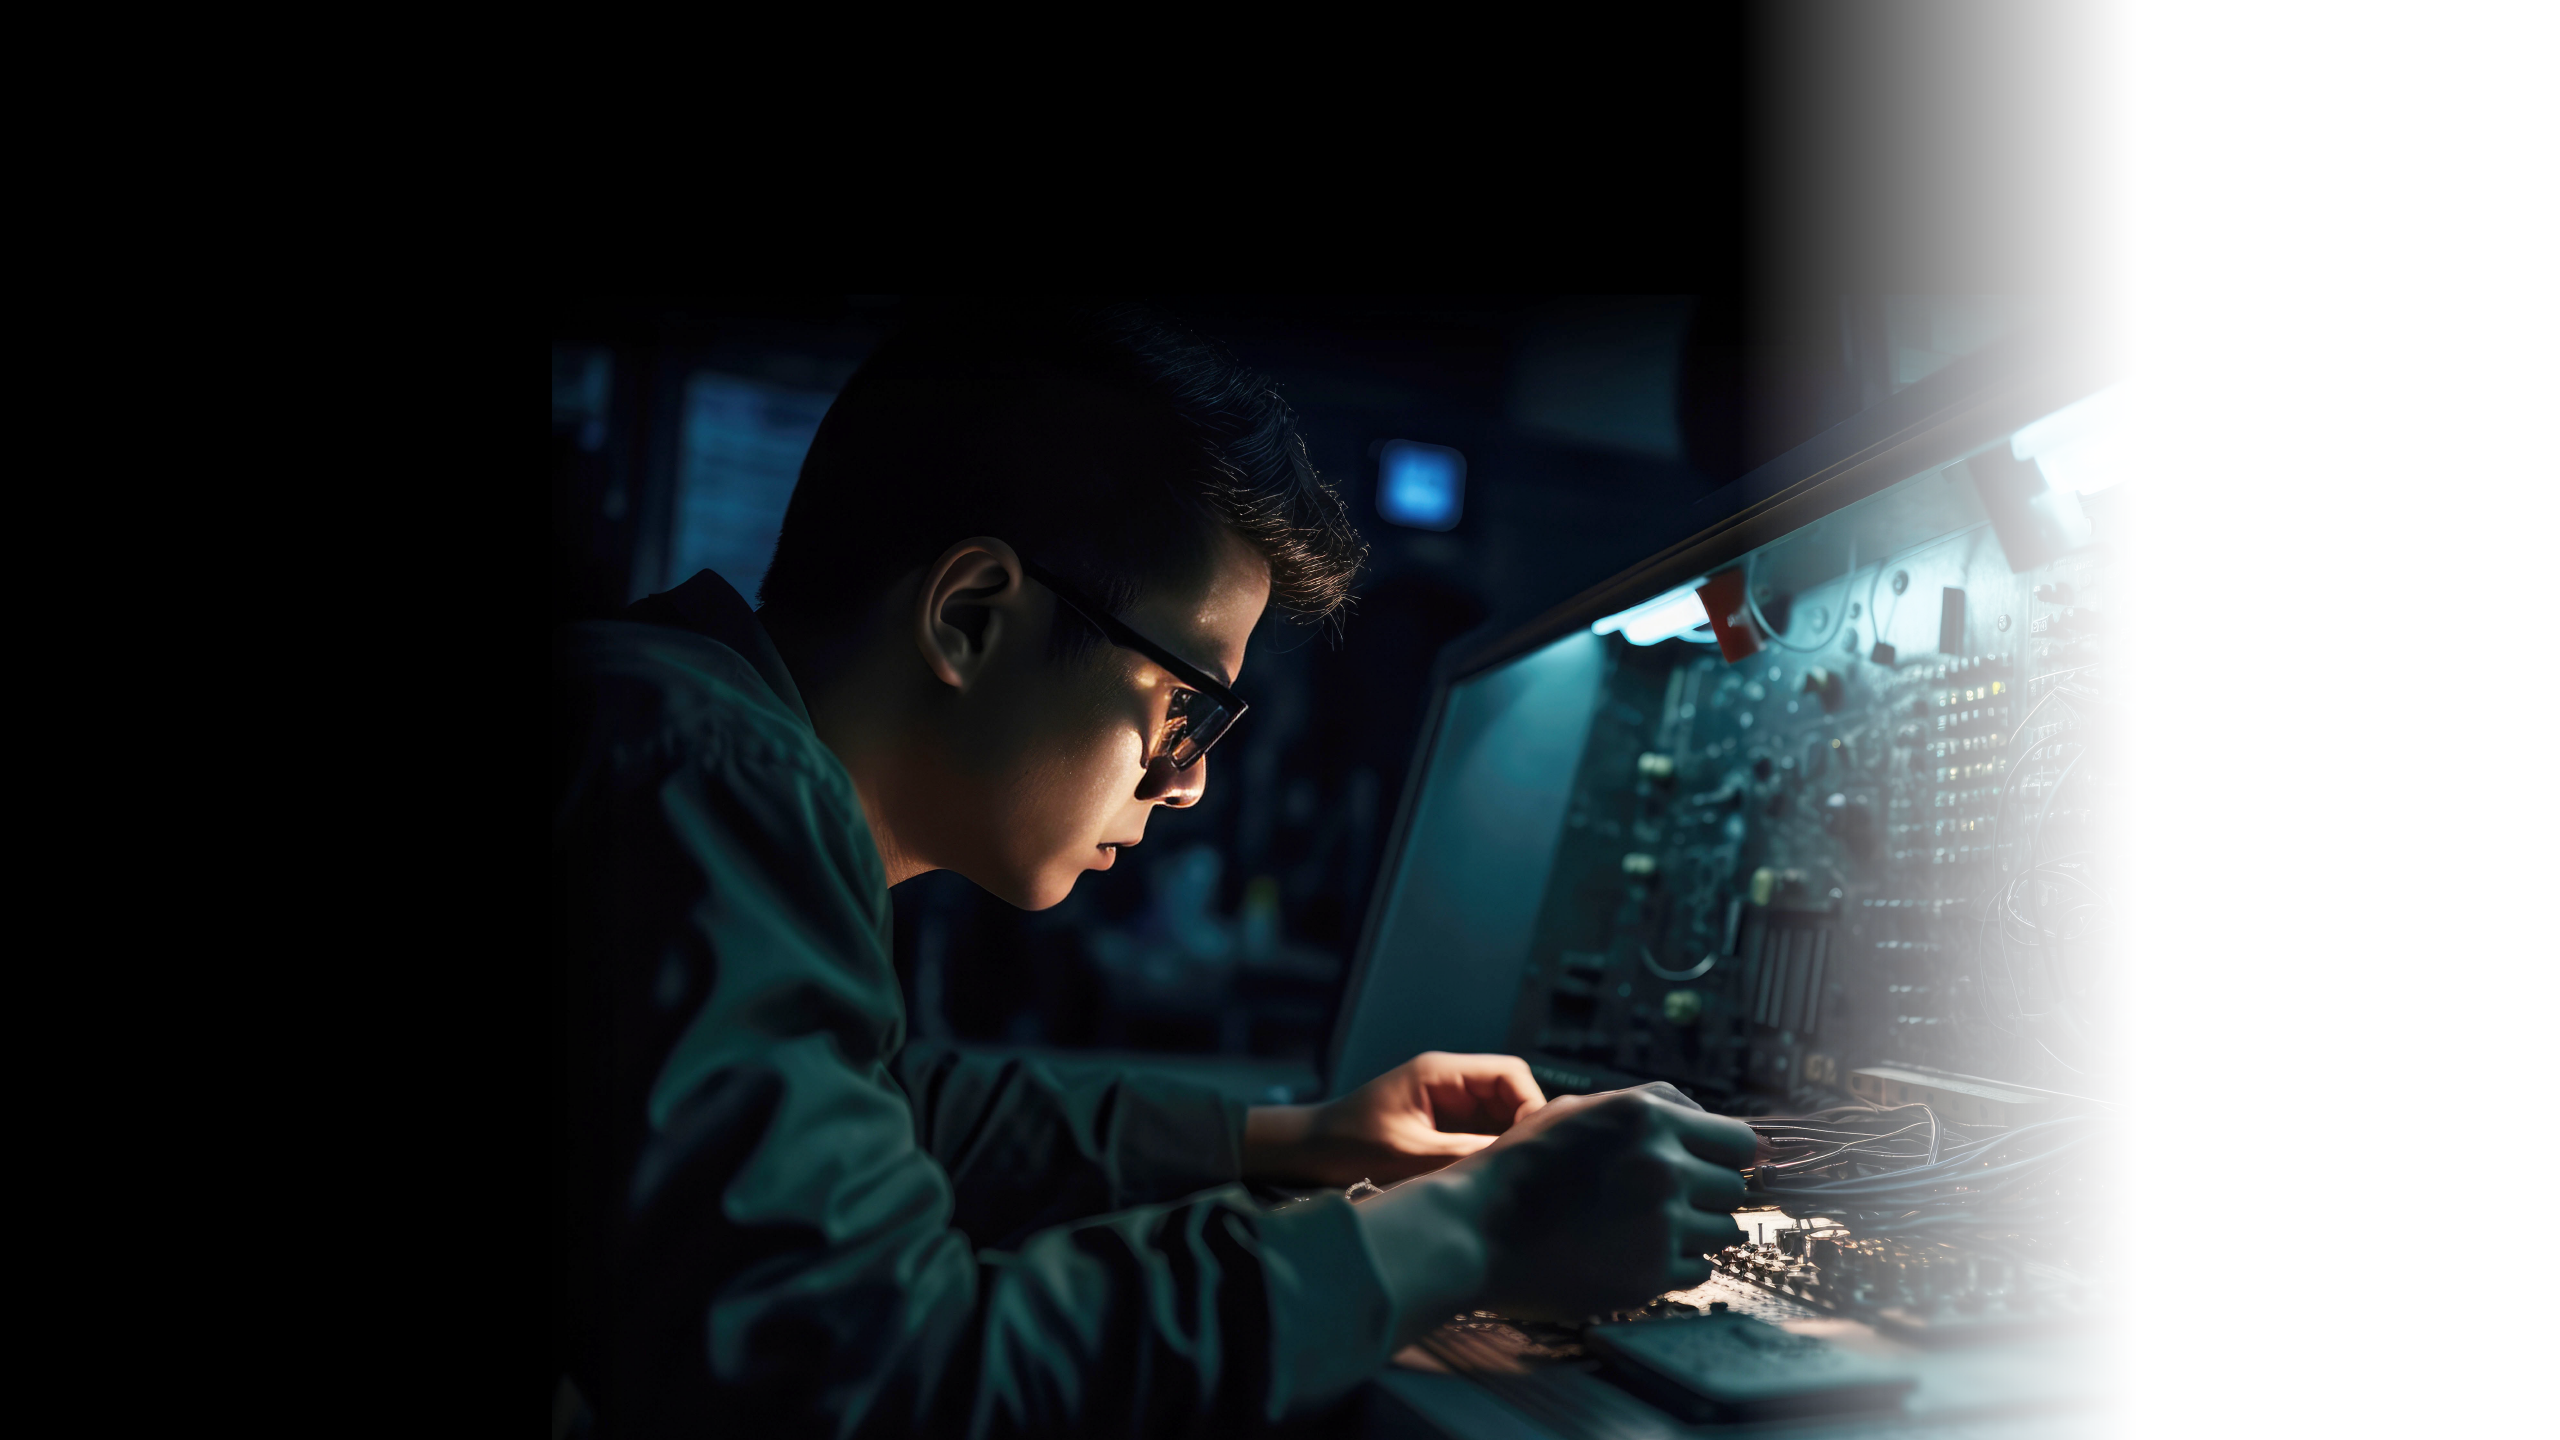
[{"x1": 1159, "y1": 689, "x2": 1236, "y2": 769}]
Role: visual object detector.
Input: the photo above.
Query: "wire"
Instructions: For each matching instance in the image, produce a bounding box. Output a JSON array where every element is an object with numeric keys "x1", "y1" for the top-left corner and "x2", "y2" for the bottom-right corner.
[
  {"x1": 2026, "y1": 748, "x2": 2090, "y2": 865},
  {"x1": 1870, "y1": 574, "x2": 1905, "y2": 658},
  {"x1": 1640, "y1": 944, "x2": 1715, "y2": 982},
  {"x1": 1990, "y1": 732, "x2": 2079, "y2": 840},
  {"x1": 2002, "y1": 684, "x2": 2077, "y2": 752},
  {"x1": 2036, "y1": 1039, "x2": 2096, "y2": 1077},
  {"x1": 1742, "y1": 1106, "x2": 2101, "y2": 1244},
  {"x1": 1857, "y1": 525, "x2": 1990, "y2": 663},
  {"x1": 1740, "y1": 536, "x2": 1859, "y2": 653}
]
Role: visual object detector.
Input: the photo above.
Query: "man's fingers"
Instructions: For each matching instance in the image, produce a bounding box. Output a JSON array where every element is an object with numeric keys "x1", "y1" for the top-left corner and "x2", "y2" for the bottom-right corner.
[
  {"x1": 1665, "y1": 1255, "x2": 1715, "y2": 1291},
  {"x1": 1630, "y1": 1079, "x2": 1704, "y2": 1113},
  {"x1": 1413, "y1": 1053, "x2": 1546, "y2": 1133},
  {"x1": 1467, "y1": 1055, "x2": 1547, "y2": 1115},
  {"x1": 1405, "y1": 1129, "x2": 1499, "y2": 1158},
  {"x1": 1682, "y1": 1159, "x2": 1748, "y2": 1212},
  {"x1": 1661, "y1": 1105, "x2": 1759, "y2": 1169},
  {"x1": 1681, "y1": 1210, "x2": 1747, "y2": 1256}
]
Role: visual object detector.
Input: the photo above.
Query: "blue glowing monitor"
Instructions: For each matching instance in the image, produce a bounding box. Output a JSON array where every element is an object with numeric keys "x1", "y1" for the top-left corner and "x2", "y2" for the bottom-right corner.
[
  {"x1": 1377, "y1": 440, "x2": 1466, "y2": 531},
  {"x1": 670, "y1": 372, "x2": 834, "y2": 602}
]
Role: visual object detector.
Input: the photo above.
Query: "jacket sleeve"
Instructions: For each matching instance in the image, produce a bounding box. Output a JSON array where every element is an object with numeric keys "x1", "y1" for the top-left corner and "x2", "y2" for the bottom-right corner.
[
  {"x1": 553, "y1": 630, "x2": 1395, "y2": 1438},
  {"x1": 891, "y1": 1044, "x2": 1249, "y2": 1249}
]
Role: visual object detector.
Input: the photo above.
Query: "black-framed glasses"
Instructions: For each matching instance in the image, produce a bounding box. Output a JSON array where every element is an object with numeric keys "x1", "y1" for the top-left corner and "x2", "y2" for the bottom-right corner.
[{"x1": 1019, "y1": 557, "x2": 1248, "y2": 770}]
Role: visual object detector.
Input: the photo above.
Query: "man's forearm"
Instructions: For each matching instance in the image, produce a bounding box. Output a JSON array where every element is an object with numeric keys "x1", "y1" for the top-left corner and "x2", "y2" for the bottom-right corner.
[
  {"x1": 1348, "y1": 1172, "x2": 1489, "y2": 1347},
  {"x1": 1242, "y1": 1104, "x2": 1317, "y2": 1182},
  {"x1": 1249, "y1": 1103, "x2": 1492, "y2": 1345}
]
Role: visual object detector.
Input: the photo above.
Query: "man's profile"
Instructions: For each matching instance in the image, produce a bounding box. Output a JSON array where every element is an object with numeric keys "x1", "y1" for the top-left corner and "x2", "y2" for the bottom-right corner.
[{"x1": 552, "y1": 303, "x2": 1756, "y2": 1436}]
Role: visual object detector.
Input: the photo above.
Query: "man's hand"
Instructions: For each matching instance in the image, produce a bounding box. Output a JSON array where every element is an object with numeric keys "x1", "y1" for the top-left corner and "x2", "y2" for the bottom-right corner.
[
  {"x1": 1462, "y1": 1082, "x2": 1754, "y2": 1318},
  {"x1": 1242, "y1": 1052, "x2": 1547, "y2": 1186},
  {"x1": 1351, "y1": 1081, "x2": 1758, "y2": 1338}
]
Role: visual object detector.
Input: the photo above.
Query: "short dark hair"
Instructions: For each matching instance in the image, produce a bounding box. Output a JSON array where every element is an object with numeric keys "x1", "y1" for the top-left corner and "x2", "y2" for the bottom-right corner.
[{"x1": 760, "y1": 303, "x2": 1365, "y2": 645}]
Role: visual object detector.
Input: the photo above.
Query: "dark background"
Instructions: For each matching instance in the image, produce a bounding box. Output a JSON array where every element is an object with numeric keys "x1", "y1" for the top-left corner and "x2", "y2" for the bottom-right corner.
[{"x1": 549, "y1": 5, "x2": 2113, "y2": 1100}]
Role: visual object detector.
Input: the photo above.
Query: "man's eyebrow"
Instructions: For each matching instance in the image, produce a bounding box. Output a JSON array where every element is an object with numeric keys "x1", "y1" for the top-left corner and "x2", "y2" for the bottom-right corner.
[
  {"x1": 1025, "y1": 559, "x2": 1239, "y2": 696},
  {"x1": 1156, "y1": 619, "x2": 1236, "y2": 690},
  {"x1": 1170, "y1": 647, "x2": 1235, "y2": 691}
]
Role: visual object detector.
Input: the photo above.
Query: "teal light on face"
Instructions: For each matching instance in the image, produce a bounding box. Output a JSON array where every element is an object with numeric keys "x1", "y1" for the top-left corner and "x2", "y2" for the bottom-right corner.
[{"x1": 1377, "y1": 440, "x2": 1466, "y2": 531}]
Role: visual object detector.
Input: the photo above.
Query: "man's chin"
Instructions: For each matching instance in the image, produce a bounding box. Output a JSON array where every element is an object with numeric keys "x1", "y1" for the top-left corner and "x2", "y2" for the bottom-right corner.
[{"x1": 1015, "y1": 869, "x2": 1082, "y2": 911}]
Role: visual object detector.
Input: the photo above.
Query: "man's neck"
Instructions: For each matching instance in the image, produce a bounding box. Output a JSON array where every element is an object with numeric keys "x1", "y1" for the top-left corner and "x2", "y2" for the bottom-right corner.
[{"x1": 759, "y1": 600, "x2": 938, "y2": 887}]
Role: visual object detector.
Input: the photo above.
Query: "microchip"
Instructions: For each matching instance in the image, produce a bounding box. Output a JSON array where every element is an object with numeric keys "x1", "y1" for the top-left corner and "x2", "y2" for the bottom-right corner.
[{"x1": 1585, "y1": 1312, "x2": 1914, "y2": 1424}]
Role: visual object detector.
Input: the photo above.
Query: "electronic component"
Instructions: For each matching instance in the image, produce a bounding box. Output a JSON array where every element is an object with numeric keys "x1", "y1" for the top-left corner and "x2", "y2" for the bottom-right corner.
[
  {"x1": 1700, "y1": 569, "x2": 1763, "y2": 662},
  {"x1": 1711, "y1": 1227, "x2": 2091, "y2": 1346},
  {"x1": 1844, "y1": 1066, "x2": 2052, "y2": 1125},
  {"x1": 1337, "y1": 368, "x2": 2123, "y2": 1438},
  {"x1": 1938, "y1": 587, "x2": 1967, "y2": 655},
  {"x1": 1584, "y1": 1312, "x2": 1914, "y2": 1424},
  {"x1": 1740, "y1": 1103, "x2": 2096, "y2": 1252},
  {"x1": 1969, "y1": 445, "x2": 2094, "y2": 572},
  {"x1": 1496, "y1": 492, "x2": 2111, "y2": 1111}
]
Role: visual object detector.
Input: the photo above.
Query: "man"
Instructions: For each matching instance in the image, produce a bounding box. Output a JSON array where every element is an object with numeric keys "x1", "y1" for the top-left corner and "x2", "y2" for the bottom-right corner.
[{"x1": 552, "y1": 305, "x2": 1755, "y2": 1436}]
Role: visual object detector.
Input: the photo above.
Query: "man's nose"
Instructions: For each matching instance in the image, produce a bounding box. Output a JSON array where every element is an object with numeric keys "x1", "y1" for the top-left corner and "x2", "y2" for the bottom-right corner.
[{"x1": 1137, "y1": 754, "x2": 1206, "y2": 808}]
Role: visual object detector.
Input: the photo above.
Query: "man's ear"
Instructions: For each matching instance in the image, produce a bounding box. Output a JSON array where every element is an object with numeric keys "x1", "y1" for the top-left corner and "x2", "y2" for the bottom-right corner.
[{"x1": 914, "y1": 537, "x2": 1028, "y2": 690}]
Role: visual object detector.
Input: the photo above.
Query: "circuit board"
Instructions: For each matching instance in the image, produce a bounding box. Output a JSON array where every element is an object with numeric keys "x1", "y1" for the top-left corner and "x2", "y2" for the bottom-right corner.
[
  {"x1": 1505, "y1": 456, "x2": 2118, "y2": 1114},
  {"x1": 1388, "y1": 1210, "x2": 2113, "y2": 1438}
]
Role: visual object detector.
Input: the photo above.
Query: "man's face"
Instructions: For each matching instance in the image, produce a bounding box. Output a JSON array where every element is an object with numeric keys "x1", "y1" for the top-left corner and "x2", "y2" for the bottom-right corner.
[{"x1": 941, "y1": 530, "x2": 1269, "y2": 910}]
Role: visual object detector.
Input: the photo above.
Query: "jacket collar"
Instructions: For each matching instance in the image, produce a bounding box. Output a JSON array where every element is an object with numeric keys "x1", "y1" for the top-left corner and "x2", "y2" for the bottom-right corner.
[{"x1": 626, "y1": 570, "x2": 814, "y2": 729}]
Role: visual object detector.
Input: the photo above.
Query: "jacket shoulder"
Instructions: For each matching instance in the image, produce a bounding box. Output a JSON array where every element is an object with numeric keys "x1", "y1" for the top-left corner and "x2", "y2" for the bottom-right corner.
[{"x1": 554, "y1": 619, "x2": 849, "y2": 801}]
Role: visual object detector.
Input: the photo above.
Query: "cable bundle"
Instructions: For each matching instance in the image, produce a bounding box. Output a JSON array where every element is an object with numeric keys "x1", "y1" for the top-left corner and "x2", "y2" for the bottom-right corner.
[
  {"x1": 1975, "y1": 855, "x2": 2109, "y2": 1060},
  {"x1": 1970, "y1": 665, "x2": 2113, "y2": 1078},
  {"x1": 1743, "y1": 1104, "x2": 2098, "y2": 1244}
]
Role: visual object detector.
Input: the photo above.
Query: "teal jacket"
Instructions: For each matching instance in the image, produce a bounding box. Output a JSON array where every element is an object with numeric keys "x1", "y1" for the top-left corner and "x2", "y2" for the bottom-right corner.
[{"x1": 551, "y1": 573, "x2": 1394, "y2": 1437}]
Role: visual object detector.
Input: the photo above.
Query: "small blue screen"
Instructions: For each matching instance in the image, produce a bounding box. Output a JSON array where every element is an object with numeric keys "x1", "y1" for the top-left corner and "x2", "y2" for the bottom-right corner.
[{"x1": 1377, "y1": 440, "x2": 1466, "y2": 531}]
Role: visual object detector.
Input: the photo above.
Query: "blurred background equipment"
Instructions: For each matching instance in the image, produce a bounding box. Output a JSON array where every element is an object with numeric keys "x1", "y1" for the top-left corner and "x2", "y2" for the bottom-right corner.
[{"x1": 1373, "y1": 440, "x2": 1467, "y2": 532}]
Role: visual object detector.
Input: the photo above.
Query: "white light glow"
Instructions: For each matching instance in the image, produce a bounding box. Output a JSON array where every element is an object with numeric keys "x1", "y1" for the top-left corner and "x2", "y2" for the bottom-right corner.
[
  {"x1": 2130, "y1": 3, "x2": 2549, "y2": 1436},
  {"x1": 1591, "y1": 579, "x2": 1708, "y2": 646},
  {"x1": 2013, "y1": 383, "x2": 2132, "y2": 496}
]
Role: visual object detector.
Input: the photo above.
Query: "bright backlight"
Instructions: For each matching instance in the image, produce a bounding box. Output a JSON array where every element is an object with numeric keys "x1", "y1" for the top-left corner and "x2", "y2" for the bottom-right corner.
[
  {"x1": 1592, "y1": 579, "x2": 1708, "y2": 646},
  {"x1": 2012, "y1": 384, "x2": 2131, "y2": 496}
]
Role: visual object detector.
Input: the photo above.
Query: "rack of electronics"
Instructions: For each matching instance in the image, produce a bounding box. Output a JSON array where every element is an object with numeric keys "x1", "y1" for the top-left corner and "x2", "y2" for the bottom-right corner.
[{"x1": 1332, "y1": 338, "x2": 2125, "y2": 1436}]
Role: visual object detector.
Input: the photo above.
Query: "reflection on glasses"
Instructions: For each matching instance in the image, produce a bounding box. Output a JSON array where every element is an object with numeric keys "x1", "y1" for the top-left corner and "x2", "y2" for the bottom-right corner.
[{"x1": 1019, "y1": 557, "x2": 1249, "y2": 770}]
